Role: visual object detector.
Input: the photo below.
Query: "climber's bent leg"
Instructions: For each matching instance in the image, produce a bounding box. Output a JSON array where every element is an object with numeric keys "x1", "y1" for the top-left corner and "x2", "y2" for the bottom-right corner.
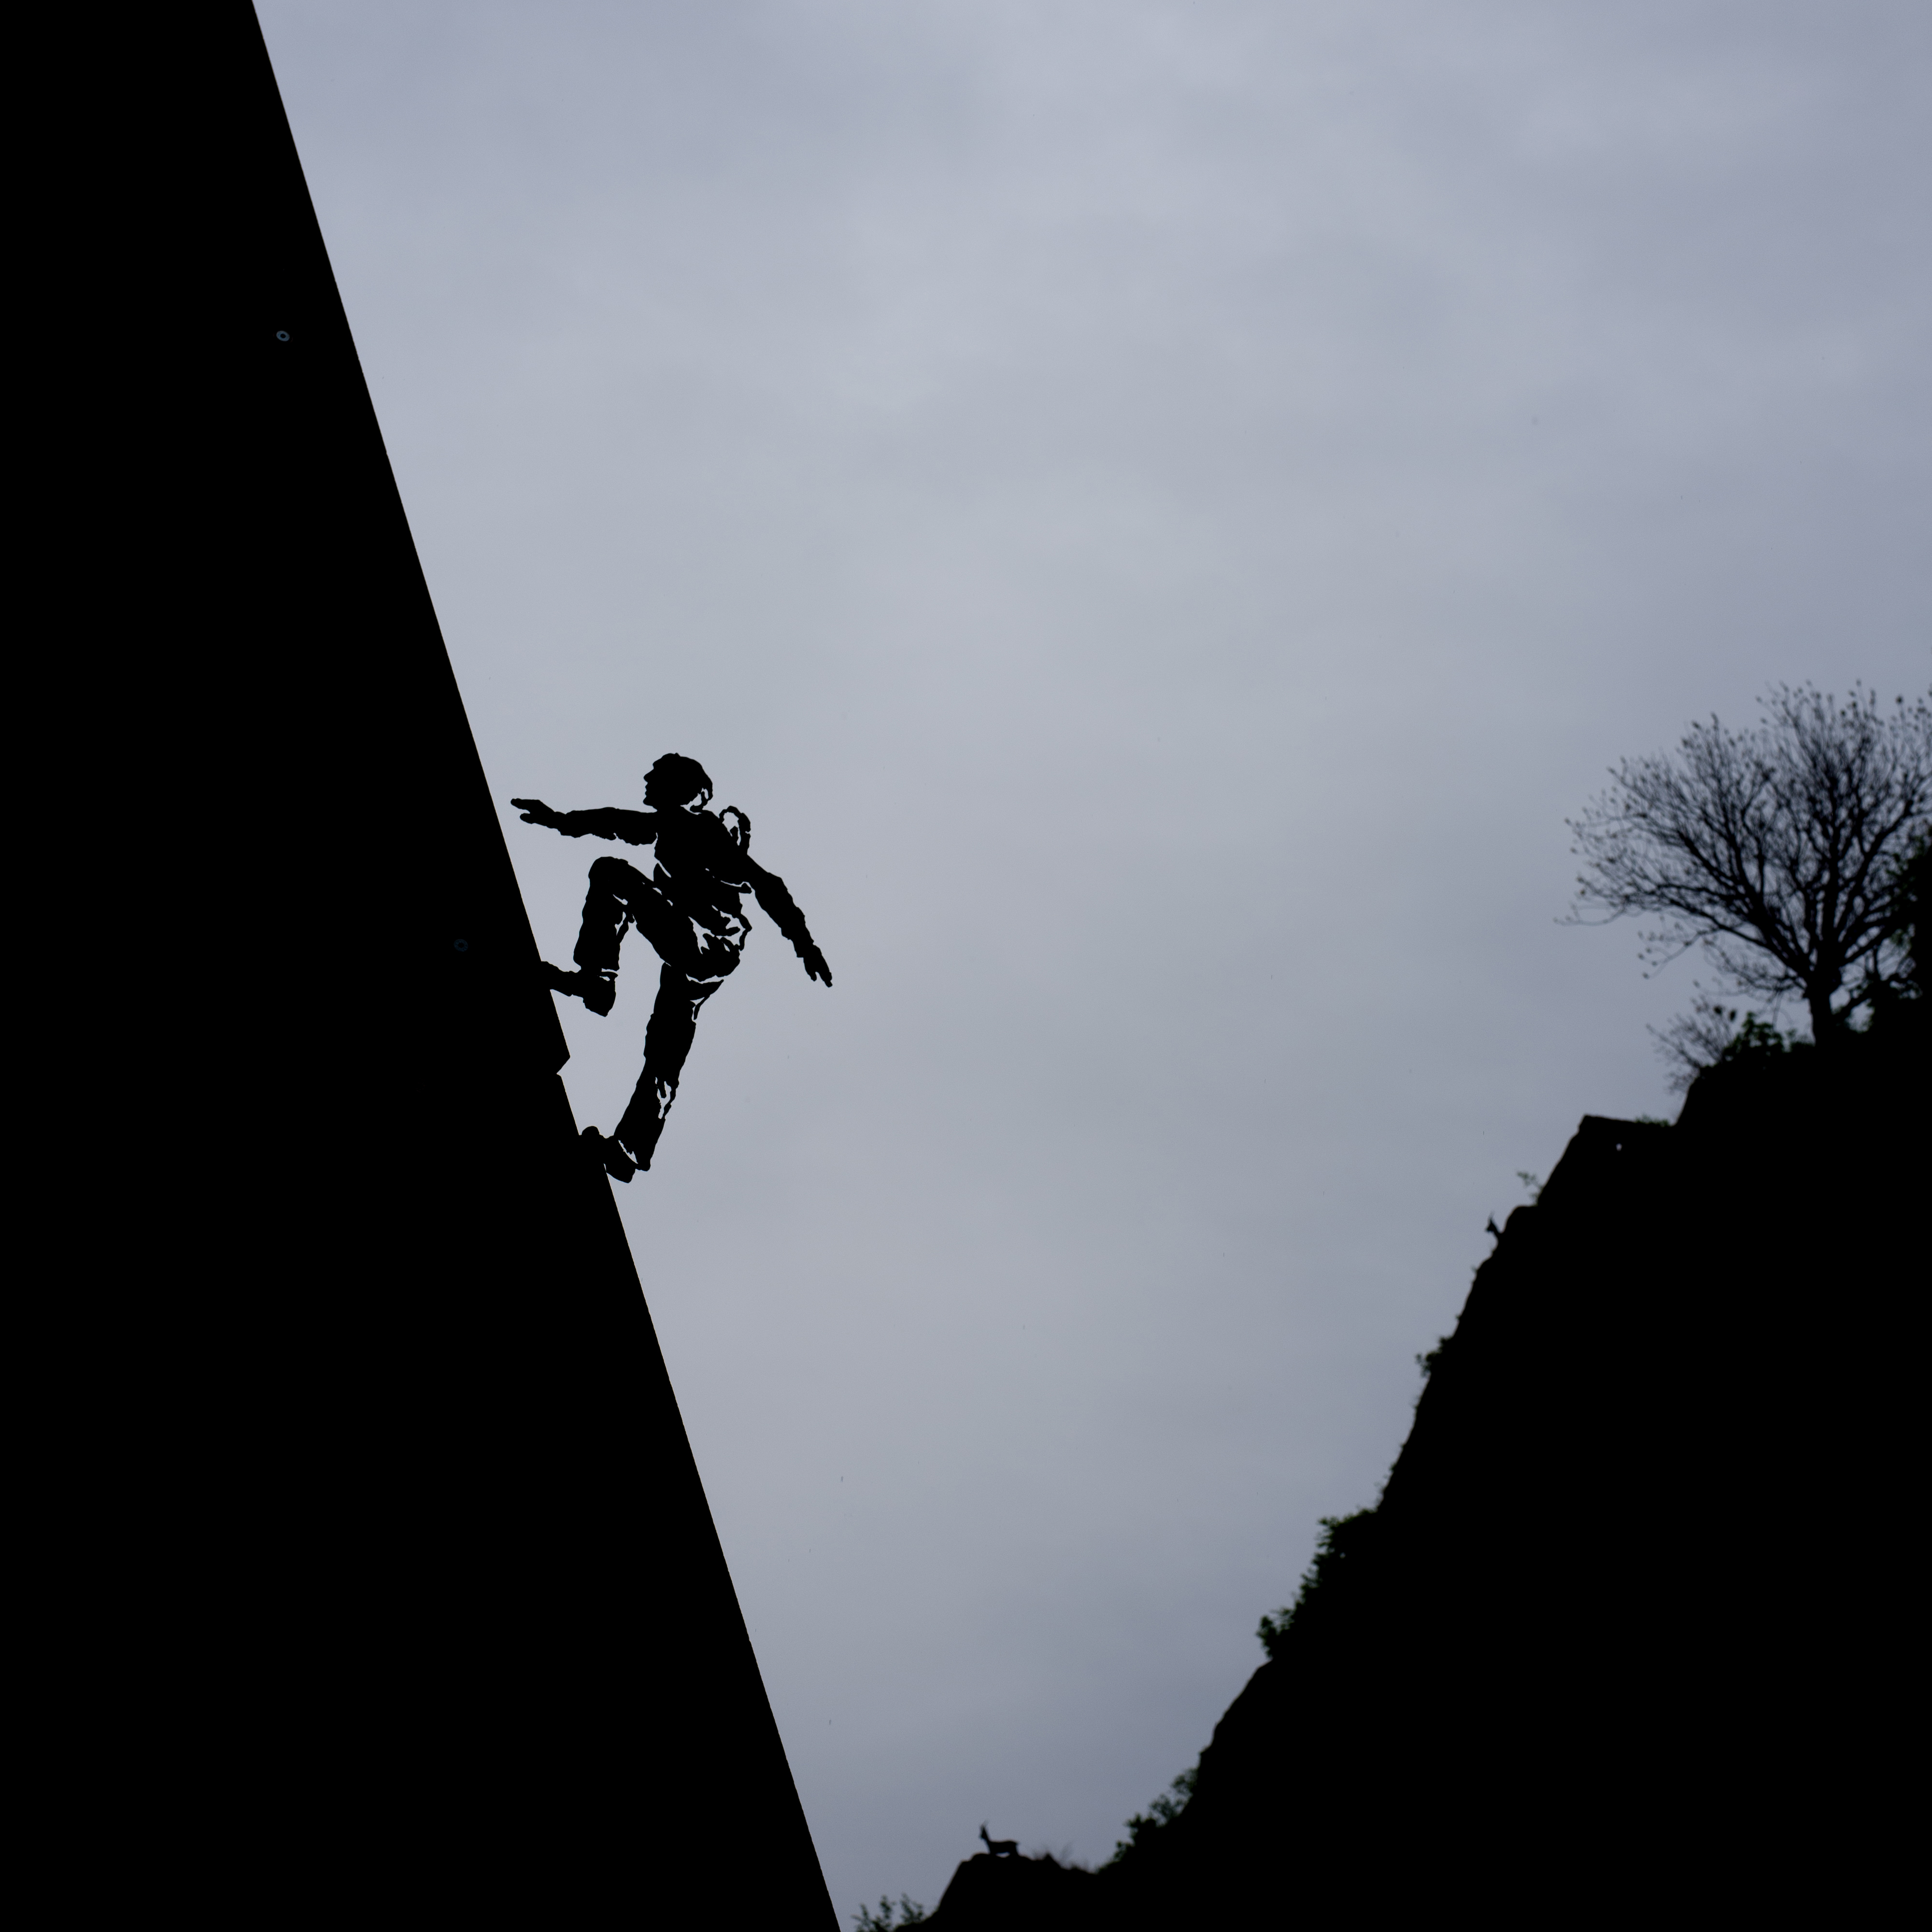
[
  {"x1": 610, "y1": 958, "x2": 733, "y2": 1170},
  {"x1": 544, "y1": 855, "x2": 650, "y2": 1015},
  {"x1": 572, "y1": 854, "x2": 648, "y2": 975}
]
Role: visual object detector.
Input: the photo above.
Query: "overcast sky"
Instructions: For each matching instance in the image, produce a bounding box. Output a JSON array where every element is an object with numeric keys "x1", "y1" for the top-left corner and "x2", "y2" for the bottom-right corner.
[{"x1": 261, "y1": 1, "x2": 1928, "y2": 1912}]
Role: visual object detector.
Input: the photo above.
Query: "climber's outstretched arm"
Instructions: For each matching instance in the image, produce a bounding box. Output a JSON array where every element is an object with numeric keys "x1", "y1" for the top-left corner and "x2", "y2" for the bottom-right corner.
[
  {"x1": 749, "y1": 863, "x2": 832, "y2": 985},
  {"x1": 511, "y1": 800, "x2": 659, "y2": 846}
]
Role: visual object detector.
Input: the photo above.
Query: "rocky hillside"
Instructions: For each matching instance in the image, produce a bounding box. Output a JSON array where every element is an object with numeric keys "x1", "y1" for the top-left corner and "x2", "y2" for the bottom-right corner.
[{"x1": 919, "y1": 1013, "x2": 1924, "y2": 1926}]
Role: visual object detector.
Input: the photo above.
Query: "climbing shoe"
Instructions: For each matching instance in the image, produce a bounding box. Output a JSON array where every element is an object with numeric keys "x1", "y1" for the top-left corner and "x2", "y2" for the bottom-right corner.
[
  {"x1": 582, "y1": 1126, "x2": 637, "y2": 1183},
  {"x1": 541, "y1": 961, "x2": 617, "y2": 1016}
]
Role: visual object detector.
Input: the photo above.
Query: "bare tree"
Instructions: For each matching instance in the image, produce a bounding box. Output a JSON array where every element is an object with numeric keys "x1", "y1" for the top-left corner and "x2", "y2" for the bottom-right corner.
[{"x1": 1566, "y1": 683, "x2": 1932, "y2": 1051}]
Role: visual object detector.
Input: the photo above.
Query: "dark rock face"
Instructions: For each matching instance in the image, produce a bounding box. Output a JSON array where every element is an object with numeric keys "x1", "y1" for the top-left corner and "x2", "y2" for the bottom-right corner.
[
  {"x1": 933, "y1": 1030, "x2": 1922, "y2": 1927},
  {"x1": 1116, "y1": 1034, "x2": 1924, "y2": 1924},
  {"x1": 85, "y1": 18, "x2": 840, "y2": 1923}
]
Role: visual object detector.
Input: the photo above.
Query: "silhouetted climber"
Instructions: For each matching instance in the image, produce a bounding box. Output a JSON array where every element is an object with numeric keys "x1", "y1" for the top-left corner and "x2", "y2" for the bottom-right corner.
[
  {"x1": 980, "y1": 1825, "x2": 1019, "y2": 1859},
  {"x1": 512, "y1": 754, "x2": 831, "y2": 1182}
]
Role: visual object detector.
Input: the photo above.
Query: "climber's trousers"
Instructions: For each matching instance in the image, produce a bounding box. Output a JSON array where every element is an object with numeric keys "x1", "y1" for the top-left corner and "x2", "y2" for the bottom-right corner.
[{"x1": 571, "y1": 855, "x2": 741, "y2": 1168}]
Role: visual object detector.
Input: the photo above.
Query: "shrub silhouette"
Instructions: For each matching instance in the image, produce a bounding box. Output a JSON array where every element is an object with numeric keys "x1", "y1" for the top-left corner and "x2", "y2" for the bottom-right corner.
[
  {"x1": 1255, "y1": 1507, "x2": 1378, "y2": 1662},
  {"x1": 852, "y1": 1892, "x2": 928, "y2": 1929},
  {"x1": 1107, "y1": 1765, "x2": 1198, "y2": 1864}
]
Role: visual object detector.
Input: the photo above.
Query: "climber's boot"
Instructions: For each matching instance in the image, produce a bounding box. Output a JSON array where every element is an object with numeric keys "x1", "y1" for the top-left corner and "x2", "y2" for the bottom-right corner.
[
  {"x1": 582, "y1": 1126, "x2": 637, "y2": 1183},
  {"x1": 541, "y1": 961, "x2": 617, "y2": 1016}
]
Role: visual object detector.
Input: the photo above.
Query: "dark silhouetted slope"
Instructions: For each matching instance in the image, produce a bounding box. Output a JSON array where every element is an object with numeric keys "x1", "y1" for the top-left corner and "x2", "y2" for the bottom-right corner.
[
  {"x1": 924, "y1": 1850, "x2": 1103, "y2": 1929},
  {"x1": 926, "y1": 1023, "x2": 1922, "y2": 1926},
  {"x1": 1129, "y1": 1027, "x2": 1922, "y2": 1922}
]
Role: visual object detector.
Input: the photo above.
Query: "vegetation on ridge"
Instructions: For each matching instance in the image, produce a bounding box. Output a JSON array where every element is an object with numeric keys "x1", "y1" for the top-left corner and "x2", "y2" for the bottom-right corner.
[
  {"x1": 1256, "y1": 1507, "x2": 1379, "y2": 1663},
  {"x1": 852, "y1": 1893, "x2": 928, "y2": 1929},
  {"x1": 1564, "y1": 682, "x2": 1930, "y2": 1062},
  {"x1": 1106, "y1": 1764, "x2": 1198, "y2": 1864}
]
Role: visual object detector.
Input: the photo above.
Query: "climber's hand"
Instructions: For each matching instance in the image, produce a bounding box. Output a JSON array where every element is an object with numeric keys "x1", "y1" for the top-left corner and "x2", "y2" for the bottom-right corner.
[
  {"x1": 801, "y1": 944, "x2": 833, "y2": 987},
  {"x1": 511, "y1": 797, "x2": 558, "y2": 828}
]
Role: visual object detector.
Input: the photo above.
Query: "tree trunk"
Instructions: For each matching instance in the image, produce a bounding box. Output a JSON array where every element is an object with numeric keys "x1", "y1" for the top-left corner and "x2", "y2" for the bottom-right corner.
[{"x1": 1807, "y1": 985, "x2": 1843, "y2": 1048}]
